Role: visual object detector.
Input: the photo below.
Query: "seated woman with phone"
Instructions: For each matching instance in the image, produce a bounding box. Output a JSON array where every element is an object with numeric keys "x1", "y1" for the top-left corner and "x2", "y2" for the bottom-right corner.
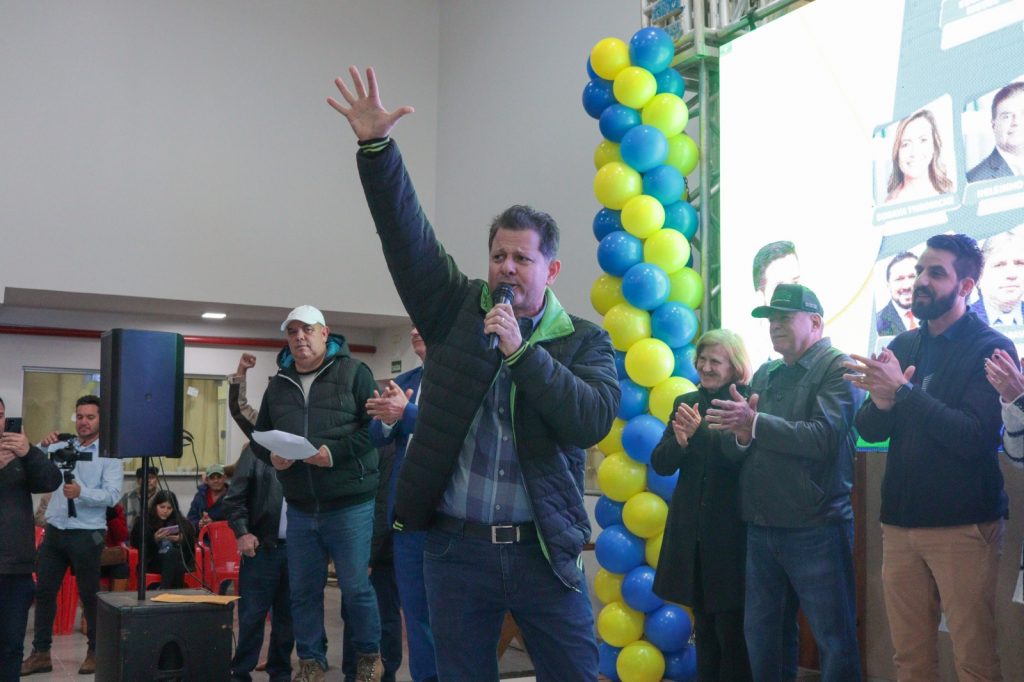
[{"x1": 129, "y1": 489, "x2": 196, "y2": 588}]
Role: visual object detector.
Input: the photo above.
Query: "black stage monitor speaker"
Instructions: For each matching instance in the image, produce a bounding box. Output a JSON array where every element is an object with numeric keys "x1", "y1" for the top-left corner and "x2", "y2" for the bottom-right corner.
[
  {"x1": 95, "y1": 590, "x2": 233, "y2": 682},
  {"x1": 100, "y1": 329, "x2": 184, "y2": 458}
]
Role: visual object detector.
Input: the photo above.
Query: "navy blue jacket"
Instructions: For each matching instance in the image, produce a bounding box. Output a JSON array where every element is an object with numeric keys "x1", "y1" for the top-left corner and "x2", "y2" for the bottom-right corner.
[{"x1": 857, "y1": 312, "x2": 1015, "y2": 527}]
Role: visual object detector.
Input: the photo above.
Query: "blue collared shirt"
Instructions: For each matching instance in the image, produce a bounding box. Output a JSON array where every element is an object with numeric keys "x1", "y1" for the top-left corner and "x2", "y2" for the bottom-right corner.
[
  {"x1": 44, "y1": 439, "x2": 124, "y2": 531},
  {"x1": 439, "y1": 308, "x2": 544, "y2": 524}
]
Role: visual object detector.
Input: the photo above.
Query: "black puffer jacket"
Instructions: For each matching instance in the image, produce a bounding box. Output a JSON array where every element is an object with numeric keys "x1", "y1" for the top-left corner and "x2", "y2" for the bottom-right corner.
[
  {"x1": 0, "y1": 446, "x2": 62, "y2": 574},
  {"x1": 357, "y1": 140, "x2": 620, "y2": 590},
  {"x1": 250, "y1": 335, "x2": 379, "y2": 514}
]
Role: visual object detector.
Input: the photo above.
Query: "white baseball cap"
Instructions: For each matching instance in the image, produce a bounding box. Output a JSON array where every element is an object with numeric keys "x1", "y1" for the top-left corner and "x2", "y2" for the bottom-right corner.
[{"x1": 281, "y1": 305, "x2": 326, "y2": 331}]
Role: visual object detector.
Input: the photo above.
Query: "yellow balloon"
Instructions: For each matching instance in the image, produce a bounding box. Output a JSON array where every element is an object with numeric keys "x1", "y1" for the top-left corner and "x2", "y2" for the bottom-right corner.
[
  {"x1": 591, "y1": 37, "x2": 631, "y2": 81},
  {"x1": 603, "y1": 302, "x2": 651, "y2": 352},
  {"x1": 597, "y1": 419, "x2": 626, "y2": 456},
  {"x1": 622, "y1": 491, "x2": 669, "y2": 539},
  {"x1": 597, "y1": 601, "x2": 644, "y2": 648},
  {"x1": 593, "y1": 568, "x2": 625, "y2": 604},
  {"x1": 642, "y1": 93, "x2": 689, "y2": 139},
  {"x1": 597, "y1": 452, "x2": 647, "y2": 502},
  {"x1": 594, "y1": 162, "x2": 643, "y2": 210},
  {"x1": 621, "y1": 195, "x2": 665, "y2": 239},
  {"x1": 613, "y1": 67, "x2": 658, "y2": 109},
  {"x1": 649, "y1": 376, "x2": 698, "y2": 423},
  {"x1": 617, "y1": 641, "x2": 666, "y2": 682},
  {"x1": 644, "y1": 229, "x2": 691, "y2": 275},
  {"x1": 591, "y1": 274, "x2": 626, "y2": 316},
  {"x1": 667, "y1": 266, "x2": 704, "y2": 309},
  {"x1": 666, "y1": 133, "x2": 700, "y2": 176},
  {"x1": 646, "y1": 532, "x2": 664, "y2": 568},
  {"x1": 594, "y1": 139, "x2": 622, "y2": 170},
  {"x1": 625, "y1": 338, "x2": 674, "y2": 387}
]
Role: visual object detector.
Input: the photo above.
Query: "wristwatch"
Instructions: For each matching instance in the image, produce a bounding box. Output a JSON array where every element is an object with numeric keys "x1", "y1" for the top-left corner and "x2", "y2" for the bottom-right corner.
[
  {"x1": 894, "y1": 382, "x2": 913, "y2": 403},
  {"x1": 1014, "y1": 394, "x2": 1024, "y2": 413}
]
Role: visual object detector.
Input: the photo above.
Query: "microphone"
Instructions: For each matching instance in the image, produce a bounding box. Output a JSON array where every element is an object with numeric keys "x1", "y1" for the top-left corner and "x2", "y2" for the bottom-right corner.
[{"x1": 488, "y1": 284, "x2": 515, "y2": 350}]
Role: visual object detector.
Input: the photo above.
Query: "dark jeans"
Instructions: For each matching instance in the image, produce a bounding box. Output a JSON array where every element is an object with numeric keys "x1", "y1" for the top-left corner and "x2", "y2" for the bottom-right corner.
[
  {"x1": 745, "y1": 523, "x2": 860, "y2": 682},
  {"x1": 423, "y1": 527, "x2": 597, "y2": 682},
  {"x1": 0, "y1": 574, "x2": 34, "y2": 682},
  {"x1": 231, "y1": 543, "x2": 293, "y2": 682},
  {"x1": 33, "y1": 525, "x2": 104, "y2": 652},
  {"x1": 393, "y1": 530, "x2": 437, "y2": 682},
  {"x1": 342, "y1": 561, "x2": 401, "y2": 682},
  {"x1": 147, "y1": 539, "x2": 188, "y2": 589}
]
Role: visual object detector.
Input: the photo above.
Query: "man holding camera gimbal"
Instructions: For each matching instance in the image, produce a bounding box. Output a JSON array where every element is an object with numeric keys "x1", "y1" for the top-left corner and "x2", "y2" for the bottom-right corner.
[{"x1": 21, "y1": 395, "x2": 123, "y2": 676}]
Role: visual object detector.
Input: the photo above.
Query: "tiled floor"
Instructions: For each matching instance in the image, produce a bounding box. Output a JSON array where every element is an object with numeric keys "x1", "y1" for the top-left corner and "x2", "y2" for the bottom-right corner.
[{"x1": 21, "y1": 585, "x2": 536, "y2": 681}]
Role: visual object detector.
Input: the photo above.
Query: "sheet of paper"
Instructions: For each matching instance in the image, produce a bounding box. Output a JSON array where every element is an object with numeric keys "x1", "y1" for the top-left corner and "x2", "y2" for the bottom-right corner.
[
  {"x1": 151, "y1": 593, "x2": 239, "y2": 605},
  {"x1": 251, "y1": 430, "x2": 317, "y2": 460}
]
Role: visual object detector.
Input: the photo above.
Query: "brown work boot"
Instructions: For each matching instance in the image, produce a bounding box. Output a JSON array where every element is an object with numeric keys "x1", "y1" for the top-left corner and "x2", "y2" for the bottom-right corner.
[
  {"x1": 78, "y1": 650, "x2": 97, "y2": 675},
  {"x1": 291, "y1": 659, "x2": 325, "y2": 682},
  {"x1": 355, "y1": 653, "x2": 381, "y2": 682},
  {"x1": 20, "y1": 650, "x2": 52, "y2": 675}
]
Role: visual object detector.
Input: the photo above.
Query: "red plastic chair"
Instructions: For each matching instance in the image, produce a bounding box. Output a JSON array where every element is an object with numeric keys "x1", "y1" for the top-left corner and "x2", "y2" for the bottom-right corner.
[
  {"x1": 196, "y1": 521, "x2": 240, "y2": 595},
  {"x1": 127, "y1": 547, "x2": 162, "y2": 591}
]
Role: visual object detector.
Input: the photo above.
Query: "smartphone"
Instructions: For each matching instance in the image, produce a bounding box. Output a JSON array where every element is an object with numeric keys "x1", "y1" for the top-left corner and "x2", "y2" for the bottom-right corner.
[
  {"x1": 3, "y1": 417, "x2": 22, "y2": 434},
  {"x1": 162, "y1": 525, "x2": 180, "y2": 535}
]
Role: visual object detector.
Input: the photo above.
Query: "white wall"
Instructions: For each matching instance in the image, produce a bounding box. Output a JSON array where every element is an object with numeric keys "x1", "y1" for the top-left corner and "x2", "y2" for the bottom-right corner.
[
  {"x1": 0, "y1": 1, "x2": 440, "y2": 318},
  {"x1": 434, "y1": 0, "x2": 641, "y2": 320}
]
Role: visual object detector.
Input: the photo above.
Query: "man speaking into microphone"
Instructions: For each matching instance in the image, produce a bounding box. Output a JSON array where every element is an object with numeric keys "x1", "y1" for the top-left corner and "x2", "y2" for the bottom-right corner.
[{"x1": 329, "y1": 67, "x2": 620, "y2": 681}]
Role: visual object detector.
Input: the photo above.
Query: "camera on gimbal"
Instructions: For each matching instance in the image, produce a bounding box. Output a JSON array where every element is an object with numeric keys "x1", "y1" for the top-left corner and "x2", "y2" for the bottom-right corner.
[{"x1": 49, "y1": 435, "x2": 92, "y2": 518}]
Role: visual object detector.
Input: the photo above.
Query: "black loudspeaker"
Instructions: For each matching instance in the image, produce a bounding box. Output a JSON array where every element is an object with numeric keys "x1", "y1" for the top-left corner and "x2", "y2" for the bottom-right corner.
[
  {"x1": 100, "y1": 329, "x2": 184, "y2": 458},
  {"x1": 95, "y1": 590, "x2": 234, "y2": 682}
]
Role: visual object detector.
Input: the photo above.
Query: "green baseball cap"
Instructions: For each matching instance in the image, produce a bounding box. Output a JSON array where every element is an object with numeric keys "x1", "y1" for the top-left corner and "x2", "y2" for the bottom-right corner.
[{"x1": 751, "y1": 283, "x2": 823, "y2": 318}]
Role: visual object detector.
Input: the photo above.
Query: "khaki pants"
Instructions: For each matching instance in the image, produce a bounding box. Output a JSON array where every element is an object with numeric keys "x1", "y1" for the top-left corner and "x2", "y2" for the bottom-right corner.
[{"x1": 881, "y1": 521, "x2": 1004, "y2": 682}]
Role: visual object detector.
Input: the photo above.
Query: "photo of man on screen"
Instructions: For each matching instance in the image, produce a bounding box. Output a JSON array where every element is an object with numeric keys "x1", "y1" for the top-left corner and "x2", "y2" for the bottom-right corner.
[
  {"x1": 752, "y1": 240, "x2": 800, "y2": 306},
  {"x1": 877, "y1": 251, "x2": 919, "y2": 337},
  {"x1": 967, "y1": 82, "x2": 1024, "y2": 182},
  {"x1": 970, "y1": 228, "x2": 1024, "y2": 326}
]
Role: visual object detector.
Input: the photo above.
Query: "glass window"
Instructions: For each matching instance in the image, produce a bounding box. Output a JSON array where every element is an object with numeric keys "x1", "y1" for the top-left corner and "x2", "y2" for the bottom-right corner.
[{"x1": 22, "y1": 368, "x2": 226, "y2": 474}]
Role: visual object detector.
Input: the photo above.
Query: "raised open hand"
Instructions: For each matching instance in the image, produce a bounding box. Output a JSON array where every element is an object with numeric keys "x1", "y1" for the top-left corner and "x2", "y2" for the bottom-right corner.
[{"x1": 327, "y1": 66, "x2": 414, "y2": 142}]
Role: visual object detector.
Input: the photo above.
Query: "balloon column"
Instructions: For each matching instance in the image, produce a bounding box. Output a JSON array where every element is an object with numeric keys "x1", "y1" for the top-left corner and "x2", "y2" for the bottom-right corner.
[{"x1": 586, "y1": 26, "x2": 702, "y2": 682}]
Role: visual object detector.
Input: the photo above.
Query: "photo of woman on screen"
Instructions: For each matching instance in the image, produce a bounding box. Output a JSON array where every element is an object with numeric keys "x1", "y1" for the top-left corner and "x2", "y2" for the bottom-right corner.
[{"x1": 885, "y1": 109, "x2": 954, "y2": 203}]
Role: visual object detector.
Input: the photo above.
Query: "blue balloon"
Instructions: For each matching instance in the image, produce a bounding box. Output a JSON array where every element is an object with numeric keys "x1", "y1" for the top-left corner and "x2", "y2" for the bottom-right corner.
[
  {"x1": 622, "y1": 565, "x2": 665, "y2": 613},
  {"x1": 664, "y1": 645, "x2": 698, "y2": 681},
  {"x1": 654, "y1": 67, "x2": 686, "y2": 97},
  {"x1": 672, "y1": 343, "x2": 699, "y2": 383},
  {"x1": 587, "y1": 56, "x2": 599, "y2": 80},
  {"x1": 622, "y1": 262, "x2": 671, "y2": 311},
  {"x1": 595, "y1": 524, "x2": 646, "y2": 574},
  {"x1": 582, "y1": 78, "x2": 616, "y2": 119},
  {"x1": 597, "y1": 231, "x2": 644, "y2": 277},
  {"x1": 618, "y1": 378, "x2": 650, "y2": 421},
  {"x1": 686, "y1": 251, "x2": 694, "y2": 267},
  {"x1": 647, "y1": 467, "x2": 679, "y2": 501},
  {"x1": 599, "y1": 104, "x2": 642, "y2": 143},
  {"x1": 645, "y1": 604, "x2": 693, "y2": 653},
  {"x1": 595, "y1": 496, "x2": 625, "y2": 529},
  {"x1": 619, "y1": 125, "x2": 669, "y2": 173},
  {"x1": 593, "y1": 208, "x2": 622, "y2": 242},
  {"x1": 664, "y1": 201, "x2": 698, "y2": 239},
  {"x1": 614, "y1": 350, "x2": 628, "y2": 381},
  {"x1": 629, "y1": 27, "x2": 675, "y2": 73},
  {"x1": 622, "y1": 414, "x2": 665, "y2": 464},
  {"x1": 643, "y1": 165, "x2": 686, "y2": 205},
  {"x1": 598, "y1": 642, "x2": 622, "y2": 682},
  {"x1": 652, "y1": 301, "x2": 699, "y2": 349}
]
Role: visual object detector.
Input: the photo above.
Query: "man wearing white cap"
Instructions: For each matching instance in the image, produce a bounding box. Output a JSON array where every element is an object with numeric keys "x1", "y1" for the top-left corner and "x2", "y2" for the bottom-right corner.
[{"x1": 249, "y1": 305, "x2": 382, "y2": 682}]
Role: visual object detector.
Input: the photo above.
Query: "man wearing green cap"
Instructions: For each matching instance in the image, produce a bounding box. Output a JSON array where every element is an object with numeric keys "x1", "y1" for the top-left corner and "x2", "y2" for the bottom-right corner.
[
  {"x1": 187, "y1": 463, "x2": 230, "y2": 530},
  {"x1": 707, "y1": 283, "x2": 864, "y2": 682}
]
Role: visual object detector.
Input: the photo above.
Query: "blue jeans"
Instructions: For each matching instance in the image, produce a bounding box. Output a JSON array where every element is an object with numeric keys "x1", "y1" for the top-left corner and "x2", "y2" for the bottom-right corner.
[
  {"x1": 342, "y1": 561, "x2": 401, "y2": 682},
  {"x1": 745, "y1": 523, "x2": 860, "y2": 682},
  {"x1": 231, "y1": 543, "x2": 293, "y2": 682},
  {"x1": 0, "y1": 574, "x2": 34, "y2": 682},
  {"x1": 423, "y1": 527, "x2": 597, "y2": 682},
  {"x1": 393, "y1": 531, "x2": 437, "y2": 682},
  {"x1": 287, "y1": 501, "x2": 380, "y2": 670}
]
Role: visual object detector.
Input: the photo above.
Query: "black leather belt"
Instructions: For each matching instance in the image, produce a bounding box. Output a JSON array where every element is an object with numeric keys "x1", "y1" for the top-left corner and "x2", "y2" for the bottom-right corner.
[{"x1": 433, "y1": 514, "x2": 537, "y2": 544}]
